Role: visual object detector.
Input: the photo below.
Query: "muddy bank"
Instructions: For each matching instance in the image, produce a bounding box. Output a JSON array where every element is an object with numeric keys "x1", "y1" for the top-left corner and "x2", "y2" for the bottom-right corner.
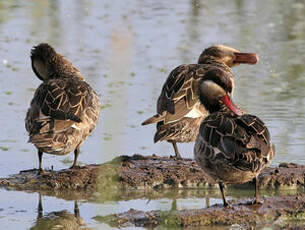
[
  {"x1": 119, "y1": 155, "x2": 305, "y2": 190},
  {"x1": 0, "y1": 165, "x2": 100, "y2": 198},
  {"x1": 0, "y1": 155, "x2": 304, "y2": 195},
  {"x1": 94, "y1": 195, "x2": 305, "y2": 229}
]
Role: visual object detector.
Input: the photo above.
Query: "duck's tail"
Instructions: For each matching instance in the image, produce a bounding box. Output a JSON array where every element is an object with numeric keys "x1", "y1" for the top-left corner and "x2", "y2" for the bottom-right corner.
[
  {"x1": 141, "y1": 114, "x2": 164, "y2": 125},
  {"x1": 29, "y1": 133, "x2": 64, "y2": 154}
]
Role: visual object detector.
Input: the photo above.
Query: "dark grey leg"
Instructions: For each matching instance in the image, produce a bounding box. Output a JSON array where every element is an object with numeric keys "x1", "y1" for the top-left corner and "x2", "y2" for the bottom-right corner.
[
  {"x1": 219, "y1": 182, "x2": 229, "y2": 207},
  {"x1": 71, "y1": 147, "x2": 80, "y2": 168},
  {"x1": 172, "y1": 141, "x2": 182, "y2": 159},
  {"x1": 38, "y1": 150, "x2": 43, "y2": 174}
]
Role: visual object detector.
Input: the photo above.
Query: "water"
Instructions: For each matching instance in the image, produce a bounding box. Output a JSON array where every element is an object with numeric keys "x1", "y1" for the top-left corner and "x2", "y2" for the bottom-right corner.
[{"x1": 0, "y1": 0, "x2": 304, "y2": 229}]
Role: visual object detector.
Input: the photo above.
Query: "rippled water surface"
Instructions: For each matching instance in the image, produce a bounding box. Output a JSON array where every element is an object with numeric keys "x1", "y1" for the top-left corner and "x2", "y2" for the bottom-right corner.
[{"x1": 0, "y1": 0, "x2": 304, "y2": 229}]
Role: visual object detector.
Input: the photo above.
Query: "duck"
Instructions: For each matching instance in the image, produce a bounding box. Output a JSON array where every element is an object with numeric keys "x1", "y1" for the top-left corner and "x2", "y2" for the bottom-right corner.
[
  {"x1": 142, "y1": 45, "x2": 258, "y2": 158},
  {"x1": 194, "y1": 71, "x2": 274, "y2": 207},
  {"x1": 25, "y1": 43, "x2": 101, "y2": 172}
]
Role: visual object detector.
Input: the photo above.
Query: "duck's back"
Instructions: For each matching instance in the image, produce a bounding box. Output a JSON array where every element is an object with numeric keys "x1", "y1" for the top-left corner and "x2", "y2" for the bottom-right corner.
[
  {"x1": 25, "y1": 77, "x2": 100, "y2": 155},
  {"x1": 150, "y1": 63, "x2": 232, "y2": 143},
  {"x1": 194, "y1": 112, "x2": 274, "y2": 184}
]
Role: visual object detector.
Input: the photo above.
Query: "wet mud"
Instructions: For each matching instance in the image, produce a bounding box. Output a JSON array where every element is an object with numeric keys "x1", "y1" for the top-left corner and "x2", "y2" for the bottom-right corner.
[
  {"x1": 0, "y1": 155, "x2": 304, "y2": 194},
  {"x1": 1, "y1": 155, "x2": 304, "y2": 228}
]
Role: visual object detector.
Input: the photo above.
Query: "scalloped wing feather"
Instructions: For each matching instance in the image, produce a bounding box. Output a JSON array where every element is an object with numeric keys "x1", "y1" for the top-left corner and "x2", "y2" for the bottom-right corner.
[
  {"x1": 26, "y1": 78, "x2": 98, "y2": 136},
  {"x1": 198, "y1": 112, "x2": 273, "y2": 172},
  {"x1": 38, "y1": 78, "x2": 90, "y2": 122},
  {"x1": 143, "y1": 64, "x2": 216, "y2": 126}
]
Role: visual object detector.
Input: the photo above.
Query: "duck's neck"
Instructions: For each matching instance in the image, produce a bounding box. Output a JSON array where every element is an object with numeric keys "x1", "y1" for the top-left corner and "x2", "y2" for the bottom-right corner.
[{"x1": 46, "y1": 55, "x2": 84, "y2": 81}]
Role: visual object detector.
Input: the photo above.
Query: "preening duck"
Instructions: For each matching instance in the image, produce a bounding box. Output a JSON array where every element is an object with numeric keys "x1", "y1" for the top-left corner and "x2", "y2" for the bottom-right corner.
[
  {"x1": 194, "y1": 73, "x2": 274, "y2": 207},
  {"x1": 25, "y1": 43, "x2": 101, "y2": 172},
  {"x1": 142, "y1": 45, "x2": 258, "y2": 158}
]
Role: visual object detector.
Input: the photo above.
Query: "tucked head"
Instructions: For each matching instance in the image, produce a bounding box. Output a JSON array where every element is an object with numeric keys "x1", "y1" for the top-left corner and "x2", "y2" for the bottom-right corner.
[
  {"x1": 198, "y1": 69, "x2": 242, "y2": 116},
  {"x1": 31, "y1": 43, "x2": 83, "y2": 81},
  {"x1": 31, "y1": 43, "x2": 57, "y2": 81},
  {"x1": 198, "y1": 45, "x2": 258, "y2": 67}
]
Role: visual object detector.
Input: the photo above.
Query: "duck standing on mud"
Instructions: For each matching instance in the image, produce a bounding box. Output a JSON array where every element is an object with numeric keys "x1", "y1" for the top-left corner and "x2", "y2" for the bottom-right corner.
[
  {"x1": 142, "y1": 45, "x2": 258, "y2": 158},
  {"x1": 25, "y1": 43, "x2": 101, "y2": 173},
  {"x1": 194, "y1": 69, "x2": 274, "y2": 206}
]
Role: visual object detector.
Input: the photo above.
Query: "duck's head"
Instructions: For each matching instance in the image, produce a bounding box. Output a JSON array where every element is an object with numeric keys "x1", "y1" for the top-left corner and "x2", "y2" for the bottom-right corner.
[
  {"x1": 198, "y1": 68, "x2": 242, "y2": 116},
  {"x1": 198, "y1": 45, "x2": 258, "y2": 67},
  {"x1": 31, "y1": 43, "x2": 58, "y2": 81},
  {"x1": 31, "y1": 43, "x2": 83, "y2": 81}
]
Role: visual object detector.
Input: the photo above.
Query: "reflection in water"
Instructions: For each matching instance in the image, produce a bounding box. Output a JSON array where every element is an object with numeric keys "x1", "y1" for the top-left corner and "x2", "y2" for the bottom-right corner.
[
  {"x1": 170, "y1": 195, "x2": 210, "y2": 211},
  {"x1": 30, "y1": 194, "x2": 87, "y2": 230},
  {"x1": 0, "y1": 0, "x2": 304, "y2": 229}
]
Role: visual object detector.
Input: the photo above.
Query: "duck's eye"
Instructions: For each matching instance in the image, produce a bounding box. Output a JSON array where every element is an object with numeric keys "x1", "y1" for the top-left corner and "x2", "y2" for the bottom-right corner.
[{"x1": 217, "y1": 95, "x2": 224, "y2": 101}]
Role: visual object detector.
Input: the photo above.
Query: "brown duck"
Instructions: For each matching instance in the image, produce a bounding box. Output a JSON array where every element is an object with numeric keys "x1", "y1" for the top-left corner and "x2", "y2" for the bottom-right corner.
[
  {"x1": 25, "y1": 43, "x2": 101, "y2": 172},
  {"x1": 194, "y1": 72, "x2": 274, "y2": 207},
  {"x1": 142, "y1": 45, "x2": 258, "y2": 158}
]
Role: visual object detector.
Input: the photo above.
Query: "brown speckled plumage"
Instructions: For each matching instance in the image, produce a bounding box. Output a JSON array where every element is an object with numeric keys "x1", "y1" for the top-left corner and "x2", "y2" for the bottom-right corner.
[
  {"x1": 142, "y1": 45, "x2": 258, "y2": 158},
  {"x1": 25, "y1": 43, "x2": 101, "y2": 171},
  {"x1": 194, "y1": 69, "x2": 274, "y2": 206},
  {"x1": 195, "y1": 112, "x2": 274, "y2": 184}
]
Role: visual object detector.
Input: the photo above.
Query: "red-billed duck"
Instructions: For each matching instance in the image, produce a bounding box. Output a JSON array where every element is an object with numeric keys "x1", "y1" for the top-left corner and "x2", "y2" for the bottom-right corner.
[
  {"x1": 194, "y1": 71, "x2": 274, "y2": 207},
  {"x1": 142, "y1": 45, "x2": 258, "y2": 158}
]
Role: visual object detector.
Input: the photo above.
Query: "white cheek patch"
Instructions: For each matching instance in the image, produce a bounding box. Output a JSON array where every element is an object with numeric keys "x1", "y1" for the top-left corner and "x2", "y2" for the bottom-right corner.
[
  {"x1": 33, "y1": 59, "x2": 47, "y2": 79},
  {"x1": 200, "y1": 80, "x2": 226, "y2": 100}
]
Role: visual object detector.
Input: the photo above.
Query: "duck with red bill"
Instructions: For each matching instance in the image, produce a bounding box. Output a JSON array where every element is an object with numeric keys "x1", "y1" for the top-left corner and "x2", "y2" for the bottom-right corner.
[
  {"x1": 194, "y1": 67, "x2": 274, "y2": 207},
  {"x1": 141, "y1": 45, "x2": 260, "y2": 159}
]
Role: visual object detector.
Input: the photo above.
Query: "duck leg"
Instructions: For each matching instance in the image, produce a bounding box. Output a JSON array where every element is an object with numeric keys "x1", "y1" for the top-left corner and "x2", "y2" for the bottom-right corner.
[
  {"x1": 71, "y1": 147, "x2": 80, "y2": 168},
  {"x1": 171, "y1": 141, "x2": 182, "y2": 159},
  {"x1": 252, "y1": 176, "x2": 262, "y2": 204},
  {"x1": 219, "y1": 182, "x2": 229, "y2": 207},
  {"x1": 38, "y1": 150, "x2": 43, "y2": 174},
  {"x1": 74, "y1": 201, "x2": 80, "y2": 218}
]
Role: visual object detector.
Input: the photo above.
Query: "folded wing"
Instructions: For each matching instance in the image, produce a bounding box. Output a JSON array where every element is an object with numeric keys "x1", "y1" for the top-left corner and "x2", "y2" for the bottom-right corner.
[
  {"x1": 26, "y1": 78, "x2": 93, "y2": 136},
  {"x1": 198, "y1": 113, "x2": 272, "y2": 172},
  {"x1": 142, "y1": 64, "x2": 211, "y2": 125}
]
